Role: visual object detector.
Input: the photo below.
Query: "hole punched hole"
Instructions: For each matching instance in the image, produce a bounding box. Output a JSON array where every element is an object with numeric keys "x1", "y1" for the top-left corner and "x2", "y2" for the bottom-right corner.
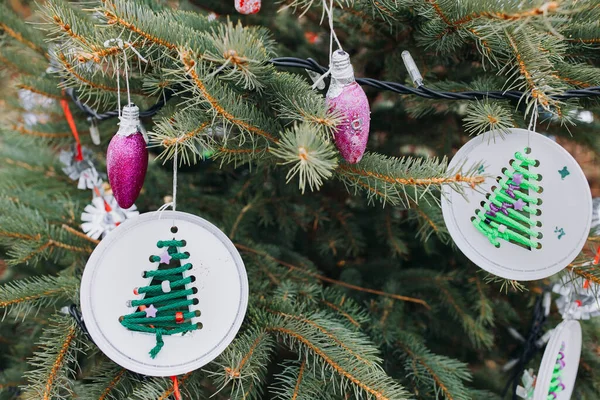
[
  {"x1": 537, "y1": 186, "x2": 544, "y2": 194},
  {"x1": 470, "y1": 216, "x2": 476, "y2": 222},
  {"x1": 535, "y1": 209, "x2": 542, "y2": 216},
  {"x1": 196, "y1": 322, "x2": 203, "y2": 329},
  {"x1": 536, "y1": 221, "x2": 543, "y2": 228},
  {"x1": 537, "y1": 198, "x2": 543, "y2": 206},
  {"x1": 480, "y1": 201, "x2": 486, "y2": 207},
  {"x1": 184, "y1": 251, "x2": 190, "y2": 257},
  {"x1": 193, "y1": 298, "x2": 199, "y2": 305},
  {"x1": 171, "y1": 226, "x2": 178, "y2": 233},
  {"x1": 192, "y1": 287, "x2": 198, "y2": 294},
  {"x1": 190, "y1": 275, "x2": 196, "y2": 283},
  {"x1": 534, "y1": 159, "x2": 540, "y2": 167},
  {"x1": 148, "y1": 255, "x2": 154, "y2": 262},
  {"x1": 536, "y1": 173, "x2": 543, "y2": 181},
  {"x1": 537, "y1": 232, "x2": 543, "y2": 239},
  {"x1": 525, "y1": 147, "x2": 532, "y2": 154},
  {"x1": 536, "y1": 242, "x2": 542, "y2": 249},
  {"x1": 180, "y1": 239, "x2": 187, "y2": 246}
]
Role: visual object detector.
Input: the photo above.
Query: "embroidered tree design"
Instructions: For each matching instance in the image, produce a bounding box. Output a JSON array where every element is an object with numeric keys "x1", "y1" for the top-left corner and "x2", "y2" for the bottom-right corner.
[
  {"x1": 472, "y1": 148, "x2": 543, "y2": 250},
  {"x1": 120, "y1": 238, "x2": 201, "y2": 358}
]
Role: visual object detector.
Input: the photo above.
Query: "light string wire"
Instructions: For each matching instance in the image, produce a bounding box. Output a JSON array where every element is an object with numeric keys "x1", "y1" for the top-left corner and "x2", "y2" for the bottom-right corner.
[{"x1": 66, "y1": 55, "x2": 600, "y2": 122}]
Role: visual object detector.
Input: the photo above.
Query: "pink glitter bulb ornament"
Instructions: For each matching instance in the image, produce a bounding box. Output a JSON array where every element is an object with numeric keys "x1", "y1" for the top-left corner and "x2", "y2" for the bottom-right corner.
[
  {"x1": 326, "y1": 50, "x2": 371, "y2": 164},
  {"x1": 235, "y1": 0, "x2": 261, "y2": 14},
  {"x1": 107, "y1": 104, "x2": 148, "y2": 209}
]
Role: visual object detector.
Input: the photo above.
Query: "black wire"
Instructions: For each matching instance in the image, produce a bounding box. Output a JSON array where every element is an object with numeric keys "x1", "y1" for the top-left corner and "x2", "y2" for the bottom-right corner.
[{"x1": 67, "y1": 57, "x2": 600, "y2": 121}]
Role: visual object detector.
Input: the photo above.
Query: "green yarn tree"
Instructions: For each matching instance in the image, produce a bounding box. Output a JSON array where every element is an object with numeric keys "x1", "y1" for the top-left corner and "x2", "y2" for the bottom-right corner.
[
  {"x1": 119, "y1": 238, "x2": 201, "y2": 358},
  {"x1": 472, "y1": 148, "x2": 543, "y2": 250}
]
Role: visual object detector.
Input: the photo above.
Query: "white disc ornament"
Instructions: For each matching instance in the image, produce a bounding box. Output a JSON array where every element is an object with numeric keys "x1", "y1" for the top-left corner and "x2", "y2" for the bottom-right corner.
[
  {"x1": 80, "y1": 211, "x2": 248, "y2": 376},
  {"x1": 442, "y1": 129, "x2": 592, "y2": 280},
  {"x1": 533, "y1": 320, "x2": 581, "y2": 400}
]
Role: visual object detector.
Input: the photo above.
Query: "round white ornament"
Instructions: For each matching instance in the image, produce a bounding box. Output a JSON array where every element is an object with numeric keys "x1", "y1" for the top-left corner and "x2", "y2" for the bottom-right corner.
[
  {"x1": 533, "y1": 320, "x2": 581, "y2": 400},
  {"x1": 80, "y1": 211, "x2": 248, "y2": 376},
  {"x1": 442, "y1": 129, "x2": 592, "y2": 280}
]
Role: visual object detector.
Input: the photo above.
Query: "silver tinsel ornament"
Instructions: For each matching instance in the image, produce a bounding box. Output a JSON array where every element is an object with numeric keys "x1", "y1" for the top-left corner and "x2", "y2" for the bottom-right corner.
[
  {"x1": 81, "y1": 194, "x2": 139, "y2": 240},
  {"x1": 59, "y1": 146, "x2": 102, "y2": 189},
  {"x1": 553, "y1": 277, "x2": 600, "y2": 320}
]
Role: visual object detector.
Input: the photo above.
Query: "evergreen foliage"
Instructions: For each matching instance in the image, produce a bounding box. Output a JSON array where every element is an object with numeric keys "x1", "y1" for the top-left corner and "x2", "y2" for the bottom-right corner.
[{"x1": 0, "y1": 0, "x2": 599, "y2": 399}]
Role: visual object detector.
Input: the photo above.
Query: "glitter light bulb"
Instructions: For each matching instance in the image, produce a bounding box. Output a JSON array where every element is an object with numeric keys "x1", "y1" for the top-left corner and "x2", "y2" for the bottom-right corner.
[
  {"x1": 326, "y1": 50, "x2": 371, "y2": 164},
  {"x1": 235, "y1": 0, "x2": 261, "y2": 15},
  {"x1": 106, "y1": 104, "x2": 148, "y2": 209}
]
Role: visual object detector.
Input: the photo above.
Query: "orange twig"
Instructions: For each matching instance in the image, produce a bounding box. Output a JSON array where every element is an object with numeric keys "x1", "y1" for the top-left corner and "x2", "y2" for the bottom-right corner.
[
  {"x1": 98, "y1": 369, "x2": 126, "y2": 400},
  {"x1": 235, "y1": 243, "x2": 430, "y2": 308},
  {"x1": 0, "y1": 22, "x2": 44, "y2": 54},
  {"x1": 225, "y1": 333, "x2": 266, "y2": 378},
  {"x1": 338, "y1": 164, "x2": 485, "y2": 187},
  {"x1": 269, "y1": 327, "x2": 390, "y2": 400},
  {"x1": 11, "y1": 125, "x2": 71, "y2": 139},
  {"x1": 181, "y1": 51, "x2": 278, "y2": 143},
  {"x1": 43, "y1": 327, "x2": 77, "y2": 400},
  {"x1": 62, "y1": 224, "x2": 100, "y2": 245},
  {"x1": 291, "y1": 361, "x2": 306, "y2": 400}
]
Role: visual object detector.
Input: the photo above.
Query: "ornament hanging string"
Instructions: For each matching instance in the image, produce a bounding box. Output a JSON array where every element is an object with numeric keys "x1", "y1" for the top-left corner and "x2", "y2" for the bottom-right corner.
[
  {"x1": 156, "y1": 141, "x2": 179, "y2": 216},
  {"x1": 310, "y1": 0, "x2": 342, "y2": 90}
]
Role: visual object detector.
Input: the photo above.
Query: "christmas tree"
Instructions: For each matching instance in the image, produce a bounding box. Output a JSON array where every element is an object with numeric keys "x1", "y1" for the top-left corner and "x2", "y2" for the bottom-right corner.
[
  {"x1": 473, "y1": 148, "x2": 543, "y2": 249},
  {"x1": 0, "y1": 1, "x2": 600, "y2": 399},
  {"x1": 120, "y1": 238, "x2": 201, "y2": 359}
]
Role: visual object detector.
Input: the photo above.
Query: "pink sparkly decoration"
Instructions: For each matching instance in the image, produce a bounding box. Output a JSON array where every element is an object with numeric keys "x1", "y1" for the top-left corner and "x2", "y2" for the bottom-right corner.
[
  {"x1": 326, "y1": 50, "x2": 371, "y2": 164},
  {"x1": 235, "y1": 0, "x2": 261, "y2": 14},
  {"x1": 107, "y1": 105, "x2": 148, "y2": 209}
]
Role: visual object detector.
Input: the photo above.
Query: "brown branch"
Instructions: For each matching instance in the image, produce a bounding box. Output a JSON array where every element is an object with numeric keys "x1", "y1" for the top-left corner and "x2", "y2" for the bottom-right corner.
[
  {"x1": 51, "y1": 15, "x2": 91, "y2": 48},
  {"x1": 58, "y1": 53, "x2": 144, "y2": 95},
  {"x1": 61, "y1": 224, "x2": 100, "y2": 245},
  {"x1": 291, "y1": 360, "x2": 306, "y2": 400},
  {"x1": 180, "y1": 51, "x2": 278, "y2": 143},
  {"x1": 506, "y1": 34, "x2": 551, "y2": 107},
  {"x1": 269, "y1": 327, "x2": 390, "y2": 400},
  {"x1": 225, "y1": 333, "x2": 266, "y2": 378},
  {"x1": 16, "y1": 84, "x2": 64, "y2": 100},
  {"x1": 11, "y1": 124, "x2": 71, "y2": 139},
  {"x1": 104, "y1": 9, "x2": 178, "y2": 50},
  {"x1": 161, "y1": 123, "x2": 209, "y2": 147},
  {"x1": 98, "y1": 369, "x2": 126, "y2": 400},
  {"x1": 0, "y1": 288, "x2": 66, "y2": 308},
  {"x1": 274, "y1": 311, "x2": 371, "y2": 365},
  {"x1": 398, "y1": 342, "x2": 453, "y2": 400},
  {"x1": 566, "y1": 266, "x2": 600, "y2": 286},
  {"x1": 43, "y1": 326, "x2": 77, "y2": 400},
  {"x1": 0, "y1": 22, "x2": 44, "y2": 54},
  {"x1": 235, "y1": 243, "x2": 430, "y2": 308},
  {"x1": 338, "y1": 164, "x2": 485, "y2": 188},
  {"x1": 320, "y1": 299, "x2": 360, "y2": 327}
]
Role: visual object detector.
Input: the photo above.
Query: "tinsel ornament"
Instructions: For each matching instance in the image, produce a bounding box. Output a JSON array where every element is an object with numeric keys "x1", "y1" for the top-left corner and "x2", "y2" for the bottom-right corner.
[
  {"x1": 553, "y1": 277, "x2": 600, "y2": 320},
  {"x1": 326, "y1": 50, "x2": 371, "y2": 164},
  {"x1": 81, "y1": 193, "x2": 139, "y2": 240},
  {"x1": 107, "y1": 104, "x2": 148, "y2": 209},
  {"x1": 59, "y1": 146, "x2": 102, "y2": 190},
  {"x1": 235, "y1": 0, "x2": 261, "y2": 14}
]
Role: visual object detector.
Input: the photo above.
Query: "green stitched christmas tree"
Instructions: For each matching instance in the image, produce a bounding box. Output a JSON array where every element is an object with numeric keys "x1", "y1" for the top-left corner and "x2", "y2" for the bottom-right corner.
[
  {"x1": 120, "y1": 238, "x2": 201, "y2": 358},
  {"x1": 472, "y1": 148, "x2": 543, "y2": 250}
]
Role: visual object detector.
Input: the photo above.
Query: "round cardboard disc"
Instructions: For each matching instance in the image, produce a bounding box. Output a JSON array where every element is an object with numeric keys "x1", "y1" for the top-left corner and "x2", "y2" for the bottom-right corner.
[
  {"x1": 534, "y1": 320, "x2": 581, "y2": 400},
  {"x1": 442, "y1": 129, "x2": 592, "y2": 280},
  {"x1": 80, "y1": 211, "x2": 248, "y2": 376}
]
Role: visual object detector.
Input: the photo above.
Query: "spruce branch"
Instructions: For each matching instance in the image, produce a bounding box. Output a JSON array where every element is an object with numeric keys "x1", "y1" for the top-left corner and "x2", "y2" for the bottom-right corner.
[
  {"x1": 396, "y1": 330, "x2": 472, "y2": 400},
  {"x1": 22, "y1": 314, "x2": 82, "y2": 400},
  {"x1": 208, "y1": 329, "x2": 275, "y2": 400},
  {"x1": 236, "y1": 243, "x2": 430, "y2": 307},
  {"x1": 336, "y1": 153, "x2": 485, "y2": 207},
  {"x1": 0, "y1": 274, "x2": 79, "y2": 318},
  {"x1": 0, "y1": 4, "x2": 48, "y2": 57},
  {"x1": 267, "y1": 315, "x2": 411, "y2": 400},
  {"x1": 270, "y1": 123, "x2": 339, "y2": 194}
]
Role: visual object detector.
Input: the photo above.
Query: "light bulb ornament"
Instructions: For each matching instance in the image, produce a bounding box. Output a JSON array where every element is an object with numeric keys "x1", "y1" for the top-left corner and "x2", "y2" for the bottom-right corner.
[
  {"x1": 105, "y1": 39, "x2": 149, "y2": 209},
  {"x1": 107, "y1": 104, "x2": 148, "y2": 209},
  {"x1": 235, "y1": 0, "x2": 261, "y2": 14},
  {"x1": 326, "y1": 51, "x2": 371, "y2": 164}
]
